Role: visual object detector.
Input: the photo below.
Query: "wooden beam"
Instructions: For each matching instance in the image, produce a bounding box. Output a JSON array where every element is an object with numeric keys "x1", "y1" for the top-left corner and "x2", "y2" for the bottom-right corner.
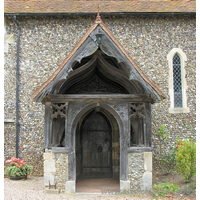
[
  {"x1": 46, "y1": 94, "x2": 151, "y2": 103},
  {"x1": 44, "y1": 102, "x2": 52, "y2": 148},
  {"x1": 145, "y1": 102, "x2": 151, "y2": 147}
]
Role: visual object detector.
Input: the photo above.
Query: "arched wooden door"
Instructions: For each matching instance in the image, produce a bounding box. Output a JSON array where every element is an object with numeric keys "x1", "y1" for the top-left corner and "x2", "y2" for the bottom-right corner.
[{"x1": 78, "y1": 110, "x2": 112, "y2": 178}]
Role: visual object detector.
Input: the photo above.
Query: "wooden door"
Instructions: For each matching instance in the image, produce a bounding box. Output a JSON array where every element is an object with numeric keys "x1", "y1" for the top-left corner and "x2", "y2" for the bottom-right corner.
[{"x1": 81, "y1": 111, "x2": 112, "y2": 178}]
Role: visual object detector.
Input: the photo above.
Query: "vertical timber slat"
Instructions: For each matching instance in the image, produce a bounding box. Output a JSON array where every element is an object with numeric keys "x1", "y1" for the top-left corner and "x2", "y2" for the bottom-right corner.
[
  {"x1": 145, "y1": 102, "x2": 151, "y2": 147},
  {"x1": 120, "y1": 101, "x2": 129, "y2": 181},
  {"x1": 44, "y1": 102, "x2": 52, "y2": 148}
]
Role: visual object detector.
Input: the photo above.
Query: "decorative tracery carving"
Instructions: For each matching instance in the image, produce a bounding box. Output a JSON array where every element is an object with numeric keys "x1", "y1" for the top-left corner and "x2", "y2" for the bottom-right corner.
[
  {"x1": 51, "y1": 103, "x2": 68, "y2": 119},
  {"x1": 129, "y1": 103, "x2": 145, "y2": 119}
]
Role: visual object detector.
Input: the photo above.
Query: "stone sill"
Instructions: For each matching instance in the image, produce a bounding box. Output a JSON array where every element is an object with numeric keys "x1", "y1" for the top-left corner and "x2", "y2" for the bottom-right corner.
[
  {"x1": 127, "y1": 147, "x2": 152, "y2": 153},
  {"x1": 4, "y1": 119, "x2": 15, "y2": 123},
  {"x1": 169, "y1": 107, "x2": 190, "y2": 114}
]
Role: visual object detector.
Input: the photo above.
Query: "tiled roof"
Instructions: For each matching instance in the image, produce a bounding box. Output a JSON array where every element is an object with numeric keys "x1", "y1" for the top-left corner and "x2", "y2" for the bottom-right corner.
[
  {"x1": 4, "y1": 0, "x2": 196, "y2": 14},
  {"x1": 31, "y1": 14, "x2": 167, "y2": 101}
]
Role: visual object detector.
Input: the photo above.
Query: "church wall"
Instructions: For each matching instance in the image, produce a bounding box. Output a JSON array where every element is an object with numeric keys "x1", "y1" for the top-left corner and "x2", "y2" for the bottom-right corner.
[{"x1": 4, "y1": 15, "x2": 196, "y2": 176}]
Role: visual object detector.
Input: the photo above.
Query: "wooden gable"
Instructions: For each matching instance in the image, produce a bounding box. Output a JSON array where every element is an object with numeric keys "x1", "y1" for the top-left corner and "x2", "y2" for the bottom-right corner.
[{"x1": 31, "y1": 14, "x2": 166, "y2": 103}]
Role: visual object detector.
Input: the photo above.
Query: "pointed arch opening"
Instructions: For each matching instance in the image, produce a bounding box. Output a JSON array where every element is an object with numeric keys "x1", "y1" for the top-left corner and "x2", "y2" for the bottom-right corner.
[
  {"x1": 167, "y1": 48, "x2": 189, "y2": 113},
  {"x1": 74, "y1": 105, "x2": 120, "y2": 192}
]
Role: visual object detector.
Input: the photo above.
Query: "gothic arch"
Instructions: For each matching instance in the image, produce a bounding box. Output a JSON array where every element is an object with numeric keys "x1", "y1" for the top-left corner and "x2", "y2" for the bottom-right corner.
[
  {"x1": 71, "y1": 102, "x2": 123, "y2": 135},
  {"x1": 67, "y1": 102, "x2": 127, "y2": 182}
]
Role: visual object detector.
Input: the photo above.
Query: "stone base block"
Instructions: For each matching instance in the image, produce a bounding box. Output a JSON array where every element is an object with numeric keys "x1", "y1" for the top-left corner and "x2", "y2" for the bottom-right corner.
[
  {"x1": 43, "y1": 152, "x2": 53, "y2": 160},
  {"x1": 141, "y1": 171, "x2": 152, "y2": 191},
  {"x1": 120, "y1": 180, "x2": 130, "y2": 191},
  {"x1": 44, "y1": 160, "x2": 56, "y2": 173},
  {"x1": 144, "y1": 152, "x2": 152, "y2": 171},
  {"x1": 65, "y1": 181, "x2": 75, "y2": 193},
  {"x1": 44, "y1": 173, "x2": 54, "y2": 186}
]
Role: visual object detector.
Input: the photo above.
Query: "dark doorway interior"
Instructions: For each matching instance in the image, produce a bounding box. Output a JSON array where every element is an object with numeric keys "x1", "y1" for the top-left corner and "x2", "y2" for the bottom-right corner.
[
  {"x1": 81, "y1": 111, "x2": 112, "y2": 178},
  {"x1": 76, "y1": 107, "x2": 120, "y2": 181}
]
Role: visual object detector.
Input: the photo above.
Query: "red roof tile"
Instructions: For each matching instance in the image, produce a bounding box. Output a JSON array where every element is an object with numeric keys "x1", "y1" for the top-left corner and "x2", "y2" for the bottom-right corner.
[{"x1": 4, "y1": 0, "x2": 196, "y2": 14}]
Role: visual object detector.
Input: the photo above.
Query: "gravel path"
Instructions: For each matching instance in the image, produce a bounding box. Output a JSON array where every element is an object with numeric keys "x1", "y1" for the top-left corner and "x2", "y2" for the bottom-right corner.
[{"x1": 4, "y1": 177, "x2": 151, "y2": 200}]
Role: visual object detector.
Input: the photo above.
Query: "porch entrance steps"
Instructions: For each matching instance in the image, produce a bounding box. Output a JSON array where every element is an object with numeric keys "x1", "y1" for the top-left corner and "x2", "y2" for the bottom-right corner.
[{"x1": 76, "y1": 178, "x2": 120, "y2": 193}]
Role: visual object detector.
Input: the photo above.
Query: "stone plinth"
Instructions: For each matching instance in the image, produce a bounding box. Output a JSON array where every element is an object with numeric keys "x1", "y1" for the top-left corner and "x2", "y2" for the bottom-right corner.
[
  {"x1": 43, "y1": 148, "x2": 69, "y2": 193},
  {"x1": 128, "y1": 151, "x2": 152, "y2": 192}
]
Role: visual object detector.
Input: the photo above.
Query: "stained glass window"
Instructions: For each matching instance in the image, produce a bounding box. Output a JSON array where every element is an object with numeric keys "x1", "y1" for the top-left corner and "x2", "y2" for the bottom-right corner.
[{"x1": 173, "y1": 54, "x2": 182, "y2": 107}]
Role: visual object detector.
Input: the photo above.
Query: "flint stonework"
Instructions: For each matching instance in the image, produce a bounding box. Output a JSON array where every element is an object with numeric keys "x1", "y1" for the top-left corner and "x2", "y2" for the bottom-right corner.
[{"x1": 4, "y1": 15, "x2": 195, "y2": 190}]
